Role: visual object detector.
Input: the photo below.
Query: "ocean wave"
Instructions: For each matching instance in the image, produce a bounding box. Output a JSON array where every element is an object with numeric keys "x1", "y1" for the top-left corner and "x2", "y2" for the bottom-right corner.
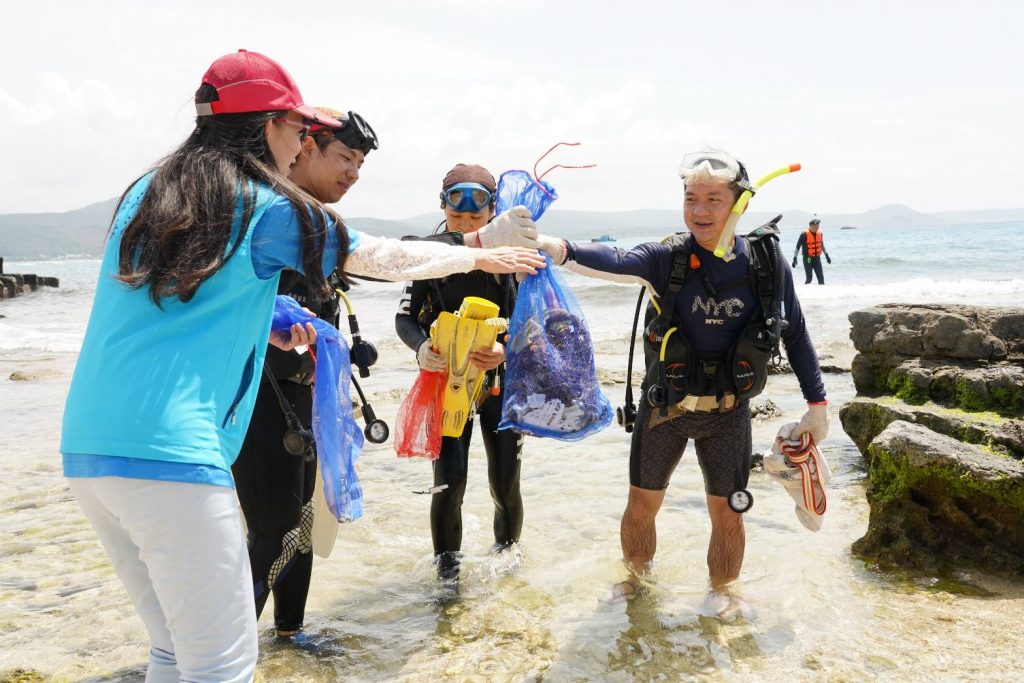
[{"x1": 796, "y1": 277, "x2": 1024, "y2": 303}]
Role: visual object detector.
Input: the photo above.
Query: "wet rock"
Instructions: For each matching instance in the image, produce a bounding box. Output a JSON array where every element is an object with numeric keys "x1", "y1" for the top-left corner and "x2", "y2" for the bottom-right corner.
[
  {"x1": 0, "y1": 669, "x2": 48, "y2": 683},
  {"x1": 839, "y1": 397, "x2": 1024, "y2": 462},
  {"x1": 851, "y1": 355, "x2": 1024, "y2": 415},
  {"x1": 8, "y1": 369, "x2": 62, "y2": 382},
  {"x1": 849, "y1": 304, "x2": 1023, "y2": 361},
  {"x1": 750, "y1": 398, "x2": 783, "y2": 420},
  {"x1": 0, "y1": 275, "x2": 19, "y2": 298},
  {"x1": 819, "y1": 364, "x2": 850, "y2": 374},
  {"x1": 0, "y1": 271, "x2": 59, "y2": 300},
  {"x1": 852, "y1": 421, "x2": 1024, "y2": 575}
]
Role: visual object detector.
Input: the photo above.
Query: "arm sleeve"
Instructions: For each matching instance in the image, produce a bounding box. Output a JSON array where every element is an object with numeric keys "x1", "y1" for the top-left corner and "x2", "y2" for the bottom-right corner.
[
  {"x1": 563, "y1": 260, "x2": 654, "y2": 289},
  {"x1": 565, "y1": 241, "x2": 668, "y2": 291},
  {"x1": 250, "y1": 196, "x2": 360, "y2": 279},
  {"x1": 345, "y1": 232, "x2": 476, "y2": 281},
  {"x1": 779, "y1": 262, "x2": 827, "y2": 403},
  {"x1": 793, "y1": 233, "x2": 806, "y2": 258},
  {"x1": 395, "y1": 280, "x2": 430, "y2": 352}
]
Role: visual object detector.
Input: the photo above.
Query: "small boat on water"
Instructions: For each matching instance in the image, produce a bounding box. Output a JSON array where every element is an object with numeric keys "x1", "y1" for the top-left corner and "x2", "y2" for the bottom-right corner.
[
  {"x1": 840, "y1": 225, "x2": 858, "y2": 230},
  {"x1": 591, "y1": 234, "x2": 616, "y2": 242}
]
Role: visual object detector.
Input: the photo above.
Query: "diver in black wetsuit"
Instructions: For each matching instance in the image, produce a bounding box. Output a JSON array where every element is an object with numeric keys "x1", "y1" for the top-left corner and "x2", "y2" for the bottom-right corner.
[
  {"x1": 792, "y1": 217, "x2": 832, "y2": 285},
  {"x1": 395, "y1": 164, "x2": 532, "y2": 581},
  {"x1": 232, "y1": 108, "x2": 378, "y2": 637}
]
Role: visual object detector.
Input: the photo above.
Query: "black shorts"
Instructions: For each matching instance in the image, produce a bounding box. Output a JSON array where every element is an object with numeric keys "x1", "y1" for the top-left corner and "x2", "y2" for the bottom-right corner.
[{"x1": 629, "y1": 399, "x2": 752, "y2": 497}]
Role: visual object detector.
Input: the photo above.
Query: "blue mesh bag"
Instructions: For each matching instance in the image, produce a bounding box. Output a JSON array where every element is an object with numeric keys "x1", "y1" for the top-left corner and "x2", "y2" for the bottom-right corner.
[
  {"x1": 497, "y1": 170, "x2": 613, "y2": 440},
  {"x1": 495, "y1": 169, "x2": 558, "y2": 221},
  {"x1": 272, "y1": 295, "x2": 365, "y2": 522}
]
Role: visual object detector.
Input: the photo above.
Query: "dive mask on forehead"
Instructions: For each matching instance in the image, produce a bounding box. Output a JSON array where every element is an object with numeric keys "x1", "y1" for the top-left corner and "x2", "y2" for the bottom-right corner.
[
  {"x1": 314, "y1": 110, "x2": 379, "y2": 155},
  {"x1": 442, "y1": 183, "x2": 493, "y2": 212},
  {"x1": 678, "y1": 151, "x2": 754, "y2": 193}
]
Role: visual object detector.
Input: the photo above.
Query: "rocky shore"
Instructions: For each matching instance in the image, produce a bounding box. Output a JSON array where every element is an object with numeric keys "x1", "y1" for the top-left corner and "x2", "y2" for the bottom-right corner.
[
  {"x1": 840, "y1": 304, "x2": 1024, "y2": 574},
  {"x1": 0, "y1": 258, "x2": 60, "y2": 300}
]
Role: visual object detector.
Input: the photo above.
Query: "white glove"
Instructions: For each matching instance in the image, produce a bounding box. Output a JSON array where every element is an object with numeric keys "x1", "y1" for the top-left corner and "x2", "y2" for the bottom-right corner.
[
  {"x1": 477, "y1": 206, "x2": 538, "y2": 249},
  {"x1": 791, "y1": 403, "x2": 829, "y2": 444},
  {"x1": 536, "y1": 235, "x2": 568, "y2": 265},
  {"x1": 417, "y1": 340, "x2": 447, "y2": 373}
]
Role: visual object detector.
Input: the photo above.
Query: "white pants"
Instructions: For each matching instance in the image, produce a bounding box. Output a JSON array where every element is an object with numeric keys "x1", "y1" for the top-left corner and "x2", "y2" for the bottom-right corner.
[{"x1": 70, "y1": 477, "x2": 258, "y2": 682}]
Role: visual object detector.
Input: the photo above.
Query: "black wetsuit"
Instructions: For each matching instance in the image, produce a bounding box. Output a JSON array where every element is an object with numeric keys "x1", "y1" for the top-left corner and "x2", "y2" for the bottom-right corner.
[
  {"x1": 232, "y1": 272, "x2": 338, "y2": 632},
  {"x1": 794, "y1": 231, "x2": 830, "y2": 285},
  {"x1": 395, "y1": 230, "x2": 523, "y2": 577}
]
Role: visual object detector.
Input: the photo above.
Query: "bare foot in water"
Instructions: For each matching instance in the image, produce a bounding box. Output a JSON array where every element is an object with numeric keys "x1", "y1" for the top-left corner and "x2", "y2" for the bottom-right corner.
[
  {"x1": 702, "y1": 589, "x2": 746, "y2": 622},
  {"x1": 611, "y1": 580, "x2": 638, "y2": 601}
]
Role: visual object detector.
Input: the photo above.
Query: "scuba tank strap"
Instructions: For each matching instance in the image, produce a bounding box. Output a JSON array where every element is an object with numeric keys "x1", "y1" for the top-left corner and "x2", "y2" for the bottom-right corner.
[
  {"x1": 744, "y1": 216, "x2": 788, "y2": 364},
  {"x1": 656, "y1": 236, "x2": 695, "y2": 326},
  {"x1": 745, "y1": 236, "x2": 776, "y2": 320}
]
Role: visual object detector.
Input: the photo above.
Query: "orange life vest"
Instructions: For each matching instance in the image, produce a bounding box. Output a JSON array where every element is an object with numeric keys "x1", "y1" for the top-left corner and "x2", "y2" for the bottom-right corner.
[{"x1": 804, "y1": 230, "x2": 823, "y2": 257}]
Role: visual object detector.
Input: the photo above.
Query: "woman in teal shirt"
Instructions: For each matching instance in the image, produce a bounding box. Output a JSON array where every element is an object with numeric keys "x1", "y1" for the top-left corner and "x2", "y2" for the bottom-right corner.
[{"x1": 60, "y1": 50, "x2": 543, "y2": 681}]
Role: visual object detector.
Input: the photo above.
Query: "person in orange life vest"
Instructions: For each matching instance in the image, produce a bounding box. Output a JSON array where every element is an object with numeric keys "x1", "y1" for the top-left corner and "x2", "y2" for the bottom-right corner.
[{"x1": 792, "y1": 217, "x2": 831, "y2": 285}]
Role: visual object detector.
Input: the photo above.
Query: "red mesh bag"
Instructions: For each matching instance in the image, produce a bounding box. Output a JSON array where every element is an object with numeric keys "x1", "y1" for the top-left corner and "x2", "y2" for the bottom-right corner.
[{"x1": 394, "y1": 370, "x2": 446, "y2": 459}]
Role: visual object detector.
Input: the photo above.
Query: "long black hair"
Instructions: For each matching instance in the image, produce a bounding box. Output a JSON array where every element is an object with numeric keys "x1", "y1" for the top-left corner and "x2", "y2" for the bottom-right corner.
[{"x1": 114, "y1": 83, "x2": 348, "y2": 305}]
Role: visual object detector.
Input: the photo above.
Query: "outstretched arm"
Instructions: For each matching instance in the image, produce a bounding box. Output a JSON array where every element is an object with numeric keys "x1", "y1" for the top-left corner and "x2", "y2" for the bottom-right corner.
[
  {"x1": 346, "y1": 233, "x2": 543, "y2": 280},
  {"x1": 536, "y1": 236, "x2": 667, "y2": 291},
  {"x1": 250, "y1": 196, "x2": 543, "y2": 281}
]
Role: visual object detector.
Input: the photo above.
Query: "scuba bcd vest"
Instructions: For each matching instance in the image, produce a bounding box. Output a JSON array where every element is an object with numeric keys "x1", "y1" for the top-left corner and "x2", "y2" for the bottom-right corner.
[{"x1": 618, "y1": 216, "x2": 789, "y2": 430}]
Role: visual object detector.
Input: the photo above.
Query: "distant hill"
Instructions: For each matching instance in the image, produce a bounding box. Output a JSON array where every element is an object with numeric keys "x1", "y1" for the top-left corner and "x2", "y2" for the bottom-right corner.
[
  {"x1": 0, "y1": 200, "x2": 423, "y2": 260},
  {"x1": 0, "y1": 198, "x2": 1017, "y2": 260},
  {"x1": 933, "y1": 208, "x2": 1024, "y2": 224},
  {"x1": 0, "y1": 198, "x2": 119, "y2": 260}
]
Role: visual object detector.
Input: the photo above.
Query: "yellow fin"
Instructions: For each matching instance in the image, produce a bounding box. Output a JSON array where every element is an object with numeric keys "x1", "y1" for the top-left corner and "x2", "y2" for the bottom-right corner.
[{"x1": 431, "y1": 297, "x2": 507, "y2": 437}]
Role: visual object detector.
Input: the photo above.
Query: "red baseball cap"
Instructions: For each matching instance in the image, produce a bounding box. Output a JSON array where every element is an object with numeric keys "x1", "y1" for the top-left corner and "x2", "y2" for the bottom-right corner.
[{"x1": 195, "y1": 50, "x2": 341, "y2": 128}]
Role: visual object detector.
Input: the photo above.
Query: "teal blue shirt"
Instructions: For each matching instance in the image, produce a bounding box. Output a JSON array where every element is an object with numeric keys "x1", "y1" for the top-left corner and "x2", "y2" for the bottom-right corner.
[{"x1": 62, "y1": 177, "x2": 360, "y2": 487}]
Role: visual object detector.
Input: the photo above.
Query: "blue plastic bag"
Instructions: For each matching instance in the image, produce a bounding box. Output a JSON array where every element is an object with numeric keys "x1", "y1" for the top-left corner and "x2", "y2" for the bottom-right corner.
[
  {"x1": 271, "y1": 295, "x2": 365, "y2": 522},
  {"x1": 495, "y1": 169, "x2": 558, "y2": 221},
  {"x1": 499, "y1": 254, "x2": 613, "y2": 440},
  {"x1": 497, "y1": 169, "x2": 612, "y2": 439}
]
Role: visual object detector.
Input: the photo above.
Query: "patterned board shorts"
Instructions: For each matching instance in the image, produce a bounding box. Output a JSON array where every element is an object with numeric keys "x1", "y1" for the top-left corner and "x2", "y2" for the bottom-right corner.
[{"x1": 629, "y1": 399, "x2": 752, "y2": 497}]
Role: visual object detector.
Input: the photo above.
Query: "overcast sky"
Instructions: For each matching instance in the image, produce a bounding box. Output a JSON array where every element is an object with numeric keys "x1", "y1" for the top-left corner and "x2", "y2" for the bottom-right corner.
[{"x1": 2, "y1": 0, "x2": 1021, "y2": 219}]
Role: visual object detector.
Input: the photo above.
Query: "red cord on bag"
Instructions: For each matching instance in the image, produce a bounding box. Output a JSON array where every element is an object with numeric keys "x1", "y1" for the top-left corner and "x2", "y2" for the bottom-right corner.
[{"x1": 532, "y1": 142, "x2": 597, "y2": 198}]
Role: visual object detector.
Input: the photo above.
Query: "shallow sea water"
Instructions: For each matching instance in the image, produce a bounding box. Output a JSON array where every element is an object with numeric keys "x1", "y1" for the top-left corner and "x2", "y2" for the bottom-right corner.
[{"x1": 2, "y1": 247, "x2": 1024, "y2": 681}]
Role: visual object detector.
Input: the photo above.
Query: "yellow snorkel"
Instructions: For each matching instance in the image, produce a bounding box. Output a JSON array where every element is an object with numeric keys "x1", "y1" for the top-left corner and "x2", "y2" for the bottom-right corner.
[{"x1": 714, "y1": 163, "x2": 801, "y2": 261}]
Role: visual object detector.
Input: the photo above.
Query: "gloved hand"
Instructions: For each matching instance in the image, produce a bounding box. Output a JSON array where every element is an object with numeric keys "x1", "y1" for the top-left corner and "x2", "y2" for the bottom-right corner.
[
  {"x1": 477, "y1": 206, "x2": 538, "y2": 249},
  {"x1": 791, "y1": 402, "x2": 829, "y2": 444},
  {"x1": 826, "y1": 254, "x2": 832, "y2": 264},
  {"x1": 791, "y1": 257, "x2": 797, "y2": 268},
  {"x1": 417, "y1": 340, "x2": 447, "y2": 373},
  {"x1": 537, "y1": 234, "x2": 568, "y2": 265}
]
